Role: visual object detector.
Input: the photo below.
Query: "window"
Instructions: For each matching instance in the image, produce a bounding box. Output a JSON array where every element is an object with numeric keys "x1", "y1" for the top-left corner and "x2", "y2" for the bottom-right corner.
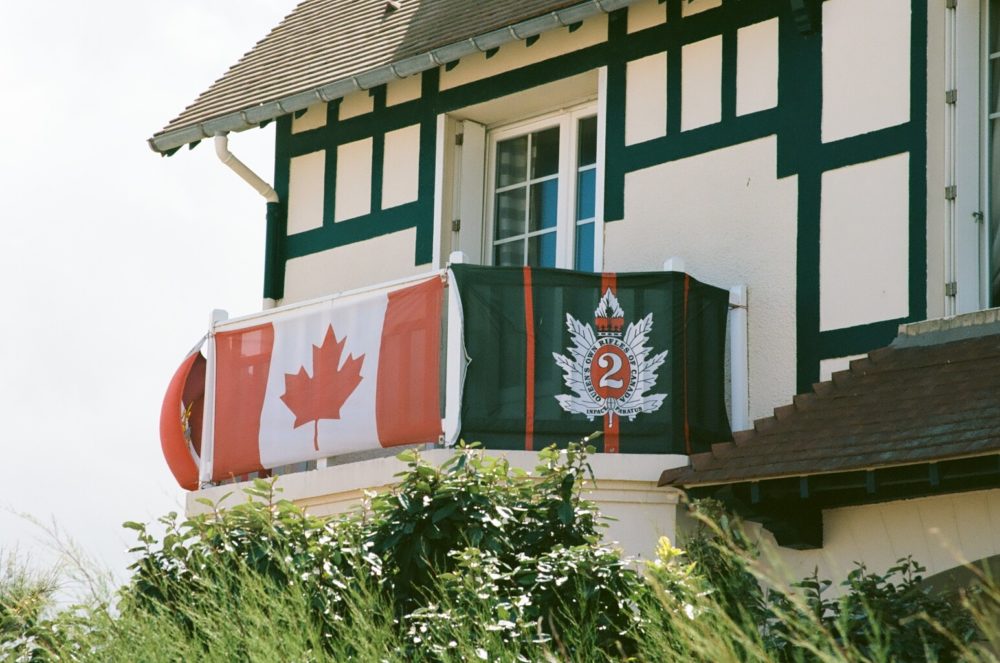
[
  {"x1": 987, "y1": 0, "x2": 1000, "y2": 305},
  {"x1": 485, "y1": 108, "x2": 599, "y2": 271}
]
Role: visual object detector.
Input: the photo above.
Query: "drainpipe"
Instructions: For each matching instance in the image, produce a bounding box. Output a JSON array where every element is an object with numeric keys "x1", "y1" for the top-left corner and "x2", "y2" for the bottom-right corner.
[{"x1": 214, "y1": 133, "x2": 281, "y2": 309}]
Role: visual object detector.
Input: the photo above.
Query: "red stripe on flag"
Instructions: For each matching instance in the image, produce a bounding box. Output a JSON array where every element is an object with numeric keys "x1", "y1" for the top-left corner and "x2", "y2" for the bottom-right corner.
[
  {"x1": 683, "y1": 274, "x2": 691, "y2": 455},
  {"x1": 376, "y1": 278, "x2": 445, "y2": 446},
  {"x1": 601, "y1": 272, "x2": 619, "y2": 454},
  {"x1": 523, "y1": 267, "x2": 535, "y2": 451},
  {"x1": 213, "y1": 323, "x2": 273, "y2": 481}
]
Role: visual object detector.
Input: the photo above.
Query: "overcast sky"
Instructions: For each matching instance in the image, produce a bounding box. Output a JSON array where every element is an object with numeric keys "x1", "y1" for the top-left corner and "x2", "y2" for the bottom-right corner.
[{"x1": 0, "y1": 1, "x2": 299, "y2": 588}]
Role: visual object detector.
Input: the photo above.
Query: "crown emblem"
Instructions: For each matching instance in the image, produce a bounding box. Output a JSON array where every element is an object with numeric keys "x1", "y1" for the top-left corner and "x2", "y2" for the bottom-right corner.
[{"x1": 594, "y1": 288, "x2": 625, "y2": 336}]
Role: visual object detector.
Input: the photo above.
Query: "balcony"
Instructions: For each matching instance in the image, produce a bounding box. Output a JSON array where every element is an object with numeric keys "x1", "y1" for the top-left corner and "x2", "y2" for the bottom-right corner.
[{"x1": 161, "y1": 253, "x2": 749, "y2": 495}]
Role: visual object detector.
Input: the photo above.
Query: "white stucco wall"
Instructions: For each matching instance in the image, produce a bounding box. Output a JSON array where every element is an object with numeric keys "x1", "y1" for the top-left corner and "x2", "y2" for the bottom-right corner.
[
  {"x1": 334, "y1": 138, "x2": 374, "y2": 222},
  {"x1": 387, "y1": 73, "x2": 422, "y2": 106},
  {"x1": 287, "y1": 150, "x2": 326, "y2": 234},
  {"x1": 607, "y1": 136, "x2": 798, "y2": 422},
  {"x1": 188, "y1": 450, "x2": 689, "y2": 561},
  {"x1": 626, "y1": 53, "x2": 667, "y2": 145},
  {"x1": 736, "y1": 18, "x2": 779, "y2": 116},
  {"x1": 292, "y1": 102, "x2": 327, "y2": 134},
  {"x1": 281, "y1": 227, "x2": 426, "y2": 303},
  {"x1": 439, "y1": 14, "x2": 607, "y2": 90},
  {"x1": 753, "y1": 489, "x2": 1000, "y2": 595},
  {"x1": 381, "y1": 124, "x2": 421, "y2": 209},
  {"x1": 822, "y1": 0, "x2": 911, "y2": 143},
  {"x1": 681, "y1": 36, "x2": 722, "y2": 131},
  {"x1": 819, "y1": 153, "x2": 910, "y2": 331},
  {"x1": 627, "y1": 0, "x2": 666, "y2": 33}
]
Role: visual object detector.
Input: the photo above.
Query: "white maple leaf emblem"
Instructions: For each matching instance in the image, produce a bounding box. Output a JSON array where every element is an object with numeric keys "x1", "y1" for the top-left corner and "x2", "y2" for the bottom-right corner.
[{"x1": 552, "y1": 290, "x2": 668, "y2": 422}]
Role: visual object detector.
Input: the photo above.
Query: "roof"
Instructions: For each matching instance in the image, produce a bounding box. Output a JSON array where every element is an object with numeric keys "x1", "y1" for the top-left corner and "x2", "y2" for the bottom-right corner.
[
  {"x1": 659, "y1": 310, "x2": 1000, "y2": 489},
  {"x1": 150, "y1": 0, "x2": 635, "y2": 154}
]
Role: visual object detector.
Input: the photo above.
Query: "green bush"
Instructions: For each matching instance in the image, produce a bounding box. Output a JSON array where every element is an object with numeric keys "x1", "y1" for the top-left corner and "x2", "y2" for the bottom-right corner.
[{"x1": 3, "y1": 446, "x2": 996, "y2": 662}]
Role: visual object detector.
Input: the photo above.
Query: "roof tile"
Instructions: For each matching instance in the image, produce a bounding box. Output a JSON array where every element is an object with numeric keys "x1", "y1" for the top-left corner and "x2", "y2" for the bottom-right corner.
[{"x1": 659, "y1": 327, "x2": 1000, "y2": 488}]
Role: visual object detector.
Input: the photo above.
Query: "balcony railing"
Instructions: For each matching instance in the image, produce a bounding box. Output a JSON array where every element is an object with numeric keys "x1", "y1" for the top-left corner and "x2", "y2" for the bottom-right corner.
[{"x1": 161, "y1": 252, "x2": 748, "y2": 489}]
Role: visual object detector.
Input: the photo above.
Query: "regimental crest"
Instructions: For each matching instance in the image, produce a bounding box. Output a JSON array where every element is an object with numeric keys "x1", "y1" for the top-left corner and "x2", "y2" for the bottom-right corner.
[{"x1": 552, "y1": 288, "x2": 668, "y2": 422}]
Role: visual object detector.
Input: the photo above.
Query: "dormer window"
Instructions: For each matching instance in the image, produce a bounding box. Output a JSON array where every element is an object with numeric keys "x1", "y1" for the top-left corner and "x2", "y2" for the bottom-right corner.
[{"x1": 485, "y1": 106, "x2": 599, "y2": 271}]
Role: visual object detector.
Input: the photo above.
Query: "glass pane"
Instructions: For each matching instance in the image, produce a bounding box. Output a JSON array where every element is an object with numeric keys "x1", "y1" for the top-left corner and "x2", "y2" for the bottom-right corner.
[
  {"x1": 576, "y1": 168, "x2": 596, "y2": 221},
  {"x1": 528, "y1": 179, "x2": 558, "y2": 231},
  {"x1": 992, "y1": 115, "x2": 1000, "y2": 306},
  {"x1": 494, "y1": 240, "x2": 524, "y2": 267},
  {"x1": 528, "y1": 231, "x2": 557, "y2": 268},
  {"x1": 575, "y1": 221, "x2": 595, "y2": 272},
  {"x1": 496, "y1": 135, "x2": 528, "y2": 187},
  {"x1": 531, "y1": 127, "x2": 560, "y2": 178},
  {"x1": 992, "y1": 0, "x2": 1000, "y2": 55},
  {"x1": 494, "y1": 188, "x2": 526, "y2": 240},
  {"x1": 992, "y1": 59, "x2": 1000, "y2": 115},
  {"x1": 578, "y1": 116, "x2": 597, "y2": 167}
]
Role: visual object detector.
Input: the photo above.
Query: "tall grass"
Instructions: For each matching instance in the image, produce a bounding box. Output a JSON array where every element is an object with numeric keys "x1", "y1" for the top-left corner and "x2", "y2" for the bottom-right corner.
[{"x1": 2, "y1": 446, "x2": 998, "y2": 662}]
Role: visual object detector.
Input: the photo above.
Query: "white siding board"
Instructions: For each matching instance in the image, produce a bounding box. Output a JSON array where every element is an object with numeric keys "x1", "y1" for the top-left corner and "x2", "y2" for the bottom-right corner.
[
  {"x1": 822, "y1": 0, "x2": 911, "y2": 142},
  {"x1": 339, "y1": 90, "x2": 374, "y2": 120},
  {"x1": 292, "y1": 103, "x2": 327, "y2": 134},
  {"x1": 820, "y1": 154, "x2": 910, "y2": 331},
  {"x1": 287, "y1": 150, "x2": 326, "y2": 235},
  {"x1": 282, "y1": 228, "x2": 423, "y2": 303},
  {"x1": 387, "y1": 73, "x2": 422, "y2": 106},
  {"x1": 381, "y1": 124, "x2": 421, "y2": 209},
  {"x1": 681, "y1": 36, "x2": 722, "y2": 131},
  {"x1": 627, "y1": 0, "x2": 666, "y2": 33},
  {"x1": 626, "y1": 53, "x2": 668, "y2": 145},
  {"x1": 334, "y1": 138, "x2": 373, "y2": 222},
  {"x1": 736, "y1": 19, "x2": 779, "y2": 116},
  {"x1": 439, "y1": 15, "x2": 607, "y2": 90}
]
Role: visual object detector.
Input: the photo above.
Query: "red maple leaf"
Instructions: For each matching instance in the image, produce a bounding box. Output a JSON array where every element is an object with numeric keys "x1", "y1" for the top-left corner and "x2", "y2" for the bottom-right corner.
[{"x1": 280, "y1": 325, "x2": 365, "y2": 451}]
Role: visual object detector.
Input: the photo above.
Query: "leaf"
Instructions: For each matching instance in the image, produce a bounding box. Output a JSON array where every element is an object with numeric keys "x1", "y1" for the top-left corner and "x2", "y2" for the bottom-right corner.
[{"x1": 280, "y1": 325, "x2": 365, "y2": 451}]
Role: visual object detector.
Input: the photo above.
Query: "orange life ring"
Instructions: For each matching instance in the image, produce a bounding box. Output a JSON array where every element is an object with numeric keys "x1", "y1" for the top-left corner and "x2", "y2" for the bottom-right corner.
[{"x1": 159, "y1": 350, "x2": 206, "y2": 490}]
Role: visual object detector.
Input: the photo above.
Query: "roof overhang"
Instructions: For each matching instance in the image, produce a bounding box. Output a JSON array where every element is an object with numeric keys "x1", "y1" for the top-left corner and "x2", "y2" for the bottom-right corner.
[
  {"x1": 678, "y1": 453, "x2": 1000, "y2": 550},
  {"x1": 148, "y1": 0, "x2": 638, "y2": 155}
]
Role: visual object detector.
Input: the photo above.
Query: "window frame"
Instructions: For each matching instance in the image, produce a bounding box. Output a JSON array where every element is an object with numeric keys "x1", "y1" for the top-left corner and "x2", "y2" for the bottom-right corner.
[{"x1": 483, "y1": 102, "x2": 601, "y2": 270}]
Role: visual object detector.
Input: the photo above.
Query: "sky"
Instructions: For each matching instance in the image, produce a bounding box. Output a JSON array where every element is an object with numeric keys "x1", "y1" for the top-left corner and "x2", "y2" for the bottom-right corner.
[{"x1": 0, "y1": 1, "x2": 299, "y2": 588}]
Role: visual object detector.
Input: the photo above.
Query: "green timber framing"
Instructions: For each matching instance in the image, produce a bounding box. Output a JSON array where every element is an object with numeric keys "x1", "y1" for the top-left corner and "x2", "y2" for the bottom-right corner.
[
  {"x1": 266, "y1": 0, "x2": 928, "y2": 393},
  {"x1": 686, "y1": 454, "x2": 1000, "y2": 550}
]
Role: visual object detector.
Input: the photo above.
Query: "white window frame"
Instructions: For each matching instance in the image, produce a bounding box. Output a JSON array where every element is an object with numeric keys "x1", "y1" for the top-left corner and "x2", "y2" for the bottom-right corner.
[{"x1": 483, "y1": 102, "x2": 602, "y2": 270}]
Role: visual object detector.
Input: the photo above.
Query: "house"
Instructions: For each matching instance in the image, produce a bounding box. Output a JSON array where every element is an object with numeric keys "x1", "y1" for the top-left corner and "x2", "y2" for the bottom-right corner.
[{"x1": 153, "y1": 0, "x2": 1000, "y2": 580}]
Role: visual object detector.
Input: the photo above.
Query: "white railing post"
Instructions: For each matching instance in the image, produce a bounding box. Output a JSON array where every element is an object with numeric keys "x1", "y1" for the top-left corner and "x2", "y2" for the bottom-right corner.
[
  {"x1": 442, "y1": 251, "x2": 467, "y2": 447},
  {"x1": 199, "y1": 308, "x2": 228, "y2": 486},
  {"x1": 663, "y1": 256, "x2": 686, "y2": 273},
  {"x1": 728, "y1": 285, "x2": 750, "y2": 432}
]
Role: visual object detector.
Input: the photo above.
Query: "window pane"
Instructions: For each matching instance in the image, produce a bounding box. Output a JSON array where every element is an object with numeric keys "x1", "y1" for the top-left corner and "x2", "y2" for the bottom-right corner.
[
  {"x1": 528, "y1": 231, "x2": 557, "y2": 268},
  {"x1": 576, "y1": 168, "x2": 596, "y2": 221},
  {"x1": 494, "y1": 240, "x2": 524, "y2": 267},
  {"x1": 992, "y1": 0, "x2": 1000, "y2": 54},
  {"x1": 531, "y1": 127, "x2": 560, "y2": 178},
  {"x1": 578, "y1": 116, "x2": 597, "y2": 167},
  {"x1": 496, "y1": 136, "x2": 528, "y2": 187},
  {"x1": 494, "y1": 188, "x2": 526, "y2": 240},
  {"x1": 529, "y1": 179, "x2": 558, "y2": 231},
  {"x1": 575, "y1": 221, "x2": 595, "y2": 272},
  {"x1": 993, "y1": 58, "x2": 1000, "y2": 115}
]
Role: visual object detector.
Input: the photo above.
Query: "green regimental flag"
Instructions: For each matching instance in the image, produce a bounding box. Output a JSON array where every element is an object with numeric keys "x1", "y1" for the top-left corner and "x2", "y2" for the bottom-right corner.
[{"x1": 452, "y1": 264, "x2": 732, "y2": 455}]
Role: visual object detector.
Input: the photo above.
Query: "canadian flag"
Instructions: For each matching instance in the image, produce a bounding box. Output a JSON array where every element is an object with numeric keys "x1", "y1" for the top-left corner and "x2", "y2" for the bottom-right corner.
[{"x1": 209, "y1": 277, "x2": 443, "y2": 482}]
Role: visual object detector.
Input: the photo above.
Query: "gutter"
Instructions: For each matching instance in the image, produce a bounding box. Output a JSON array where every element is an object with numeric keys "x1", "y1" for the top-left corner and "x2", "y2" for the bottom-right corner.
[{"x1": 148, "y1": 0, "x2": 640, "y2": 154}]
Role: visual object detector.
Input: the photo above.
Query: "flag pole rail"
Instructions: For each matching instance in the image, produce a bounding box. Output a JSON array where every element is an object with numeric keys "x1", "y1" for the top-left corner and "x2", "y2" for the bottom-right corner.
[
  {"x1": 213, "y1": 267, "x2": 448, "y2": 334},
  {"x1": 663, "y1": 256, "x2": 750, "y2": 432}
]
